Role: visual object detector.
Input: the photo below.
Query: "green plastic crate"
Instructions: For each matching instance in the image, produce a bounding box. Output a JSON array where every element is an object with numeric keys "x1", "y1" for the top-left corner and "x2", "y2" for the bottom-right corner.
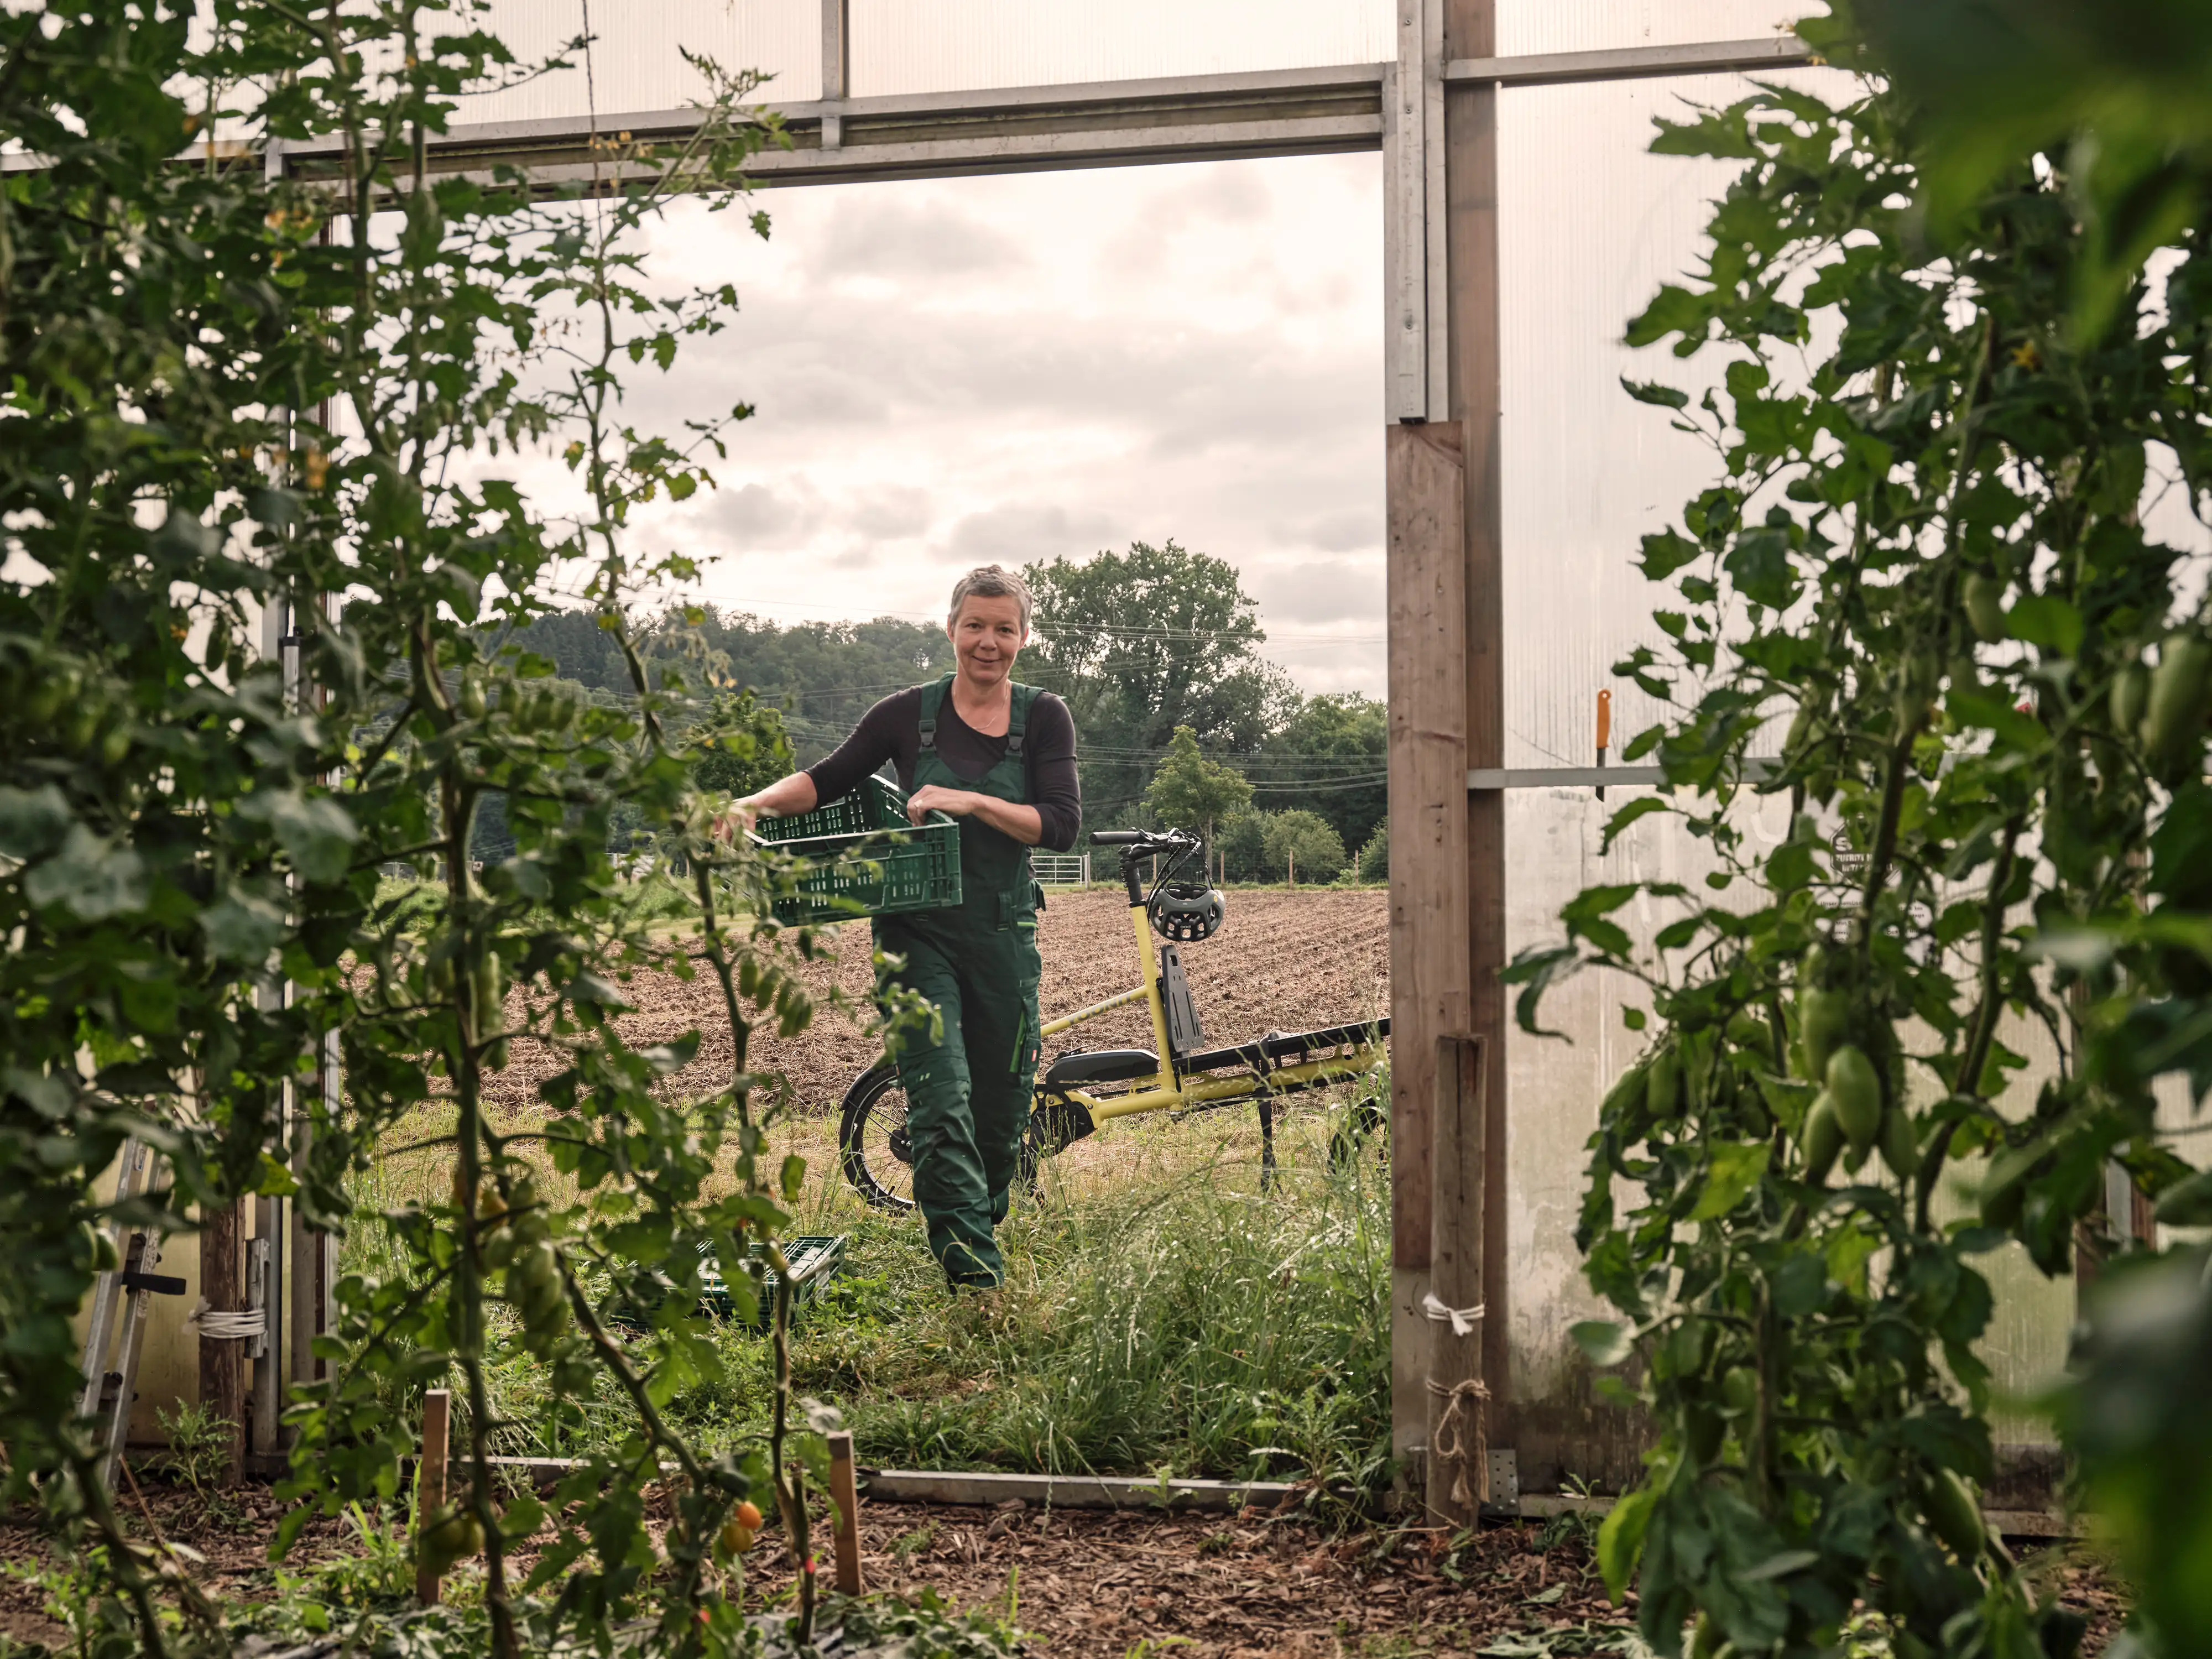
[
  {"x1": 699, "y1": 1235, "x2": 847, "y2": 1331},
  {"x1": 748, "y1": 775, "x2": 962, "y2": 925}
]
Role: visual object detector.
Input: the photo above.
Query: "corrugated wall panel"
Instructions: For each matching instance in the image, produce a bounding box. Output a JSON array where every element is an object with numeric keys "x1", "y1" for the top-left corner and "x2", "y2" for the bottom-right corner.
[
  {"x1": 455, "y1": 0, "x2": 821, "y2": 123},
  {"x1": 848, "y1": 0, "x2": 1394, "y2": 97},
  {"x1": 1496, "y1": 66, "x2": 2078, "y2": 1489},
  {"x1": 1500, "y1": 0, "x2": 1809, "y2": 57}
]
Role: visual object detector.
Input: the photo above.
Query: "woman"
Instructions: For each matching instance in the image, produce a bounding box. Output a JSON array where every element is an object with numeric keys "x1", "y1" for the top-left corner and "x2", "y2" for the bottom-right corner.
[{"x1": 725, "y1": 565, "x2": 1081, "y2": 1290}]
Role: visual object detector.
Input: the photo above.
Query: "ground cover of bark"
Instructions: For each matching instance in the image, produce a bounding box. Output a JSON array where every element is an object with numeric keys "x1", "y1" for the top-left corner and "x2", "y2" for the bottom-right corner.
[{"x1": 0, "y1": 1481, "x2": 2127, "y2": 1658}]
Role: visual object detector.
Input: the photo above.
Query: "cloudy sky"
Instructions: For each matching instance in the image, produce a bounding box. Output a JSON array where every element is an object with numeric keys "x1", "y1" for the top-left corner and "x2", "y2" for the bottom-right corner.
[{"x1": 608, "y1": 153, "x2": 1388, "y2": 698}]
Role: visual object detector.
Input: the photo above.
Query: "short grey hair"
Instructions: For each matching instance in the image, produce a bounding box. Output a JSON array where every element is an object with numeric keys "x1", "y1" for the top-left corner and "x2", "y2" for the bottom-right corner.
[{"x1": 946, "y1": 564, "x2": 1034, "y2": 634}]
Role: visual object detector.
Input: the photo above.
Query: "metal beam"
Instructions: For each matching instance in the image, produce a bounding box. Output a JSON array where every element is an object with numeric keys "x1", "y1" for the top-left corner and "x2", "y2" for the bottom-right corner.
[
  {"x1": 819, "y1": 0, "x2": 849, "y2": 150},
  {"x1": 1466, "y1": 760, "x2": 1780, "y2": 789},
  {"x1": 258, "y1": 36, "x2": 1820, "y2": 192},
  {"x1": 1467, "y1": 765, "x2": 1665, "y2": 789},
  {"x1": 1444, "y1": 35, "x2": 1815, "y2": 88},
  {"x1": 274, "y1": 64, "x2": 1389, "y2": 191}
]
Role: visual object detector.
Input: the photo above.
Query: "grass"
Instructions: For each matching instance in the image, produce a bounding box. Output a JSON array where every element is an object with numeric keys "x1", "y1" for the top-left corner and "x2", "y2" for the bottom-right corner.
[{"x1": 348, "y1": 1088, "x2": 1394, "y2": 1494}]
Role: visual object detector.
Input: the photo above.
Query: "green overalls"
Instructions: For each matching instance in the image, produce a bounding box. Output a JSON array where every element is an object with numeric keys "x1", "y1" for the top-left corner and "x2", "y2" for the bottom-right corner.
[{"x1": 874, "y1": 675, "x2": 1044, "y2": 1288}]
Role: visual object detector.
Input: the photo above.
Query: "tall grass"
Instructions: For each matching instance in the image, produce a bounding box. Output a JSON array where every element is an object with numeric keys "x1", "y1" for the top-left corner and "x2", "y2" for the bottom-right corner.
[{"x1": 348, "y1": 1091, "x2": 1394, "y2": 1490}]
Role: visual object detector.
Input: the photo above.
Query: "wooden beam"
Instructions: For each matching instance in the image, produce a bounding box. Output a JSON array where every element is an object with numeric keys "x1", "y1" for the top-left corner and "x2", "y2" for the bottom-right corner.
[
  {"x1": 1426, "y1": 1034, "x2": 1487, "y2": 1525},
  {"x1": 1384, "y1": 420, "x2": 1469, "y2": 1465},
  {"x1": 197, "y1": 1195, "x2": 247, "y2": 1488},
  {"x1": 826, "y1": 1430, "x2": 864, "y2": 1594},
  {"x1": 1444, "y1": 0, "x2": 1512, "y2": 1446},
  {"x1": 415, "y1": 1389, "x2": 451, "y2": 1605}
]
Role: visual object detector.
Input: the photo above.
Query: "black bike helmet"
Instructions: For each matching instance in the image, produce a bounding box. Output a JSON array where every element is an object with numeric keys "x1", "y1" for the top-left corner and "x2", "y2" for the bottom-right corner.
[{"x1": 1149, "y1": 883, "x2": 1227, "y2": 943}]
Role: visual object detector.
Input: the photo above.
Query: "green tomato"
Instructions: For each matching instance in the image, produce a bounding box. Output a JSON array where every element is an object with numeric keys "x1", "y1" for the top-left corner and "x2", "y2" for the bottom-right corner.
[
  {"x1": 417, "y1": 1505, "x2": 484, "y2": 1574},
  {"x1": 2143, "y1": 633, "x2": 2212, "y2": 774},
  {"x1": 1880, "y1": 1104, "x2": 1919, "y2": 1180},
  {"x1": 1825, "y1": 1045, "x2": 1883, "y2": 1154},
  {"x1": 1802, "y1": 1095, "x2": 1844, "y2": 1185},
  {"x1": 1924, "y1": 1468, "x2": 1986, "y2": 1562},
  {"x1": 1798, "y1": 989, "x2": 1850, "y2": 1083},
  {"x1": 2111, "y1": 661, "x2": 2150, "y2": 733},
  {"x1": 1721, "y1": 1367, "x2": 1757, "y2": 1418},
  {"x1": 1647, "y1": 1048, "x2": 1682, "y2": 1120}
]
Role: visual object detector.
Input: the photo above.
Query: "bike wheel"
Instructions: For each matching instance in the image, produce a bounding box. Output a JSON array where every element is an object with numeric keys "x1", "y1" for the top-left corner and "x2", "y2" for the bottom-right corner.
[
  {"x1": 839, "y1": 1062, "x2": 917, "y2": 1213},
  {"x1": 1327, "y1": 1094, "x2": 1389, "y2": 1174}
]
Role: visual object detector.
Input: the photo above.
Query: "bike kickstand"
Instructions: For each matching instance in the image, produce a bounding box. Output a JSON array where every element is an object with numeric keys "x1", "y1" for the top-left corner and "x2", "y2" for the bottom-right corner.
[{"x1": 1256, "y1": 1095, "x2": 1277, "y2": 1193}]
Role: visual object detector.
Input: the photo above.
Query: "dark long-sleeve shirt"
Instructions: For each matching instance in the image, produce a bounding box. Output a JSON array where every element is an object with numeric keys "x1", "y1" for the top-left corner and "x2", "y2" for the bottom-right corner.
[{"x1": 804, "y1": 685, "x2": 1082, "y2": 853}]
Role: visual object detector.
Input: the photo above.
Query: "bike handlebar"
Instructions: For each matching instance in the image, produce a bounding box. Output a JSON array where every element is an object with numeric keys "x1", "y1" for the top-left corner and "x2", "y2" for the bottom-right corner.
[{"x1": 1090, "y1": 828, "x2": 1198, "y2": 848}]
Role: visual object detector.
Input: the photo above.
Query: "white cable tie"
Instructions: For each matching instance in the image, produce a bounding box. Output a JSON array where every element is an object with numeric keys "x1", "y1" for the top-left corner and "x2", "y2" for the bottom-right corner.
[
  {"x1": 1420, "y1": 1291, "x2": 1485, "y2": 1339},
  {"x1": 186, "y1": 1300, "x2": 267, "y2": 1341}
]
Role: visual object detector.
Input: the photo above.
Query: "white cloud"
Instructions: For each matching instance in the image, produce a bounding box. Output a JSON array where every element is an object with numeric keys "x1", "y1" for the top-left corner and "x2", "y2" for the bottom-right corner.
[{"x1": 620, "y1": 150, "x2": 1386, "y2": 696}]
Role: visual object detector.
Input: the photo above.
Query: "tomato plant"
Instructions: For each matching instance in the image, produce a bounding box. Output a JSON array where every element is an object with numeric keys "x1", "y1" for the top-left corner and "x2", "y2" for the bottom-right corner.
[
  {"x1": 0, "y1": 6, "x2": 932, "y2": 1657},
  {"x1": 1507, "y1": 10, "x2": 2212, "y2": 1655}
]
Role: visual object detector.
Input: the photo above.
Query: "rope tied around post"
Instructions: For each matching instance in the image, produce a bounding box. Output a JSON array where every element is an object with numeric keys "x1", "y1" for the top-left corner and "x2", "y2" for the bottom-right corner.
[
  {"x1": 1421, "y1": 1292, "x2": 1487, "y2": 1506},
  {"x1": 187, "y1": 1300, "x2": 267, "y2": 1341}
]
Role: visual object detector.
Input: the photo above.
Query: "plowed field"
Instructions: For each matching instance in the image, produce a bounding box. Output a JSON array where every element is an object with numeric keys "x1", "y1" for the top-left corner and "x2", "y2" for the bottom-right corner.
[{"x1": 480, "y1": 886, "x2": 1389, "y2": 1125}]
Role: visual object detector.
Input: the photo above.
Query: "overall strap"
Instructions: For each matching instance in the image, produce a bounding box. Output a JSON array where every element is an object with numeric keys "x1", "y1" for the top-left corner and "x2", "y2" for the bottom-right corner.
[
  {"x1": 1005, "y1": 682, "x2": 1037, "y2": 758},
  {"x1": 916, "y1": 674, "x2": 955, "y2": 752}
]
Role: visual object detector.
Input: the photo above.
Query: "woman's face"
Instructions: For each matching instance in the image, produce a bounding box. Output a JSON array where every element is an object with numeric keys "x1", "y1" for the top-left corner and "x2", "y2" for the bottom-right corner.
[{"x1": 948, "y1": 593, "x2": 1027, "y2": 688}]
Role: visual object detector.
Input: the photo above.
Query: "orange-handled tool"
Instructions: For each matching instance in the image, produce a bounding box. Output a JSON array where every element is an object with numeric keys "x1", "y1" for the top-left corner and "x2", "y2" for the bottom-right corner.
[{"x1": 1596, "y1": 688, "x2": 1612, "y2": 800}]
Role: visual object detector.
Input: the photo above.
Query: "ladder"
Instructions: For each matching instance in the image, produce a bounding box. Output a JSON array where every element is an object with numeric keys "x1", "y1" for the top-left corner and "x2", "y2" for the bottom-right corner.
[{"x1": 76, "y1": 1138, "x2": 186, "y2": 1490}]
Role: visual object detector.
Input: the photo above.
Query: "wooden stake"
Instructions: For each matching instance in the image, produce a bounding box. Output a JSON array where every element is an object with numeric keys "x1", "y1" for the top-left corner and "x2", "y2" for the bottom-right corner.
[
  {"x1": 1426, "y1": 1034, "x2": 1488, "y2": 1527},
  {"x1": 1384, "y1": 419, "x2": 1471, "y2": 1468},
  {"x1": 826, "y1": 1430, "x2": 863, "y2": 1596},
  {"x1": 1444, "y1": 0, "x2": 1514, "y2": 1453},
  {"x1": 415, "y1": 1388, "x2": 451, "y2": 1605},
  {"x1": 197, "y1": 1195, "x2": 247, "y2": 1488}
]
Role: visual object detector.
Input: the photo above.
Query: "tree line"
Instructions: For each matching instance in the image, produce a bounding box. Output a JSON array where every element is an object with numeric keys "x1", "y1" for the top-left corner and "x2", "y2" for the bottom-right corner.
[{"x1": 504, "y1": 539, "x2": 1388, "y2": 880}]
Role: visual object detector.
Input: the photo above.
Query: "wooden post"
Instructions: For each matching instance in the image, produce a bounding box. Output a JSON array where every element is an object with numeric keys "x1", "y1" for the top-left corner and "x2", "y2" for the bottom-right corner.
[
  {"x1": 826, "y1": 1430, "x2": 863, "y2": 1596},
  {"x1": 415, "y1": 1388, "x2": 451, "y2": 1605},
  {"x1": 1444, "y1": 0, "x2": 1513, "y2": 1444},
  {"x1": 1427, "y1": 1034, "x2": 1487, "y2": 1526},
  {"x1": 197, "y1": 1196, "x2": 247, "y2": 1487},
  {"x1": 1385, "y1": 419, "x2": 1471, "y2": 1469}
]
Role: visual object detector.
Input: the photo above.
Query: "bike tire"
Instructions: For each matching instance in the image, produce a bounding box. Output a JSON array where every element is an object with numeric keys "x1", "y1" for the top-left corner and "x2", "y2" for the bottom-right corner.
[
  {"x1": 839, "y1": 1062, "x2": 917, "y2": 1213},
  {"x1": 1327, "y1": 1094, "x2": 1389, "y2": 1175}
]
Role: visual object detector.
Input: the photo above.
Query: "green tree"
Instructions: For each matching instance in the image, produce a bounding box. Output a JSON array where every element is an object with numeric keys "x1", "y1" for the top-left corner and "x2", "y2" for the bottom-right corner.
[
  {"x1": 1254, "y1": 692, "x2": 1388, "y2": 854},
  {"x1": 1357, "y1": 819, "x2": 1388, "y2": 883},
  {"x1": 688, "y1": 685, "x2": 796, "y2": 800},
  {"x1": 1142, "y1": 724, "x2": 1253, "y2": 878},
  {"x1": 1218, "y1": 811, "x2": 1270, "y2": 883},
  {"x1": 1261, "y1": 810, "x2": 1345, "y2": 886},
  {"x1": 1021, "y1": 540, "x2": 1296, "y2": 828},
  {"x1": 1502, "y1": 14, "x2": 2212, "y2": 1654}
]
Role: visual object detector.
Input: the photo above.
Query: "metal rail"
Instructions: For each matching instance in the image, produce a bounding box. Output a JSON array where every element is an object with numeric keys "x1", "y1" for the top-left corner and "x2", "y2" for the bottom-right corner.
[
  {"x1": 249, "y1": 35, "x2": 1813, "y2": 194},
  {"x1": 1465, "y1": 760, "x2": 1782, "y2": 789}
]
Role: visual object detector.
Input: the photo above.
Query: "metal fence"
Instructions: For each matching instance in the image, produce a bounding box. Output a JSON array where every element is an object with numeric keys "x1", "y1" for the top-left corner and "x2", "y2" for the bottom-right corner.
[{"x1": 1031, "y1": 852, "x2": 1091, "y2": 887}]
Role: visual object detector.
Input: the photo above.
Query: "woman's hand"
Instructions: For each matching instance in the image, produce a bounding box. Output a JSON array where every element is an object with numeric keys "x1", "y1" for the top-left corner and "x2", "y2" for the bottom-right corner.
[
  {"x1": 711, "y1": 799, "x2": 760, "y2": 843},
  {"x1": 907, "y1": 784, "x2": 981, "y2": 824},
  {"x1": 907, "y1": 786, "x2": 1045, "y2": 845}
]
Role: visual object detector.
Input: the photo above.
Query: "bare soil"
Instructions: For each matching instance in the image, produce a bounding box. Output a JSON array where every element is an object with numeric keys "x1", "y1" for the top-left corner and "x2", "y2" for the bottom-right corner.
[{"x1": 479, "y1": 885, "x2": 1391, "y2": 1126}]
